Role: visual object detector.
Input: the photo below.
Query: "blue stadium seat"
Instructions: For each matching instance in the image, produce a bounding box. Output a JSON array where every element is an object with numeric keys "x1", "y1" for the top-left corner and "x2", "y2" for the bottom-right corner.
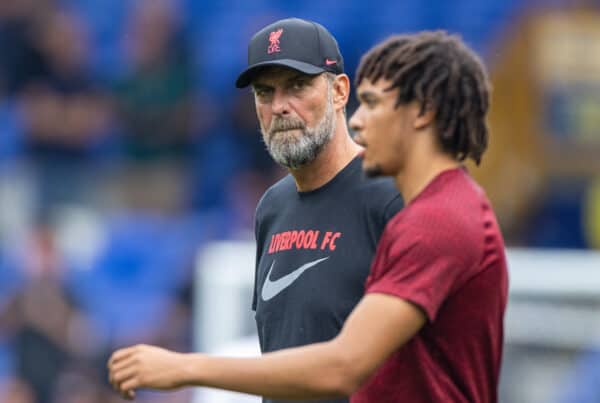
[
  {"x1": 64, "y1": 212, "x2": 206, "y2": 341},
  {"x1": 0, "y1": 100, "x2": 23, "y2": 162},
  {"x1": 0, "y1": 250, "x2": 25, "y2": 311},
  {"x1": 524, "y1": 180, "x2": 589, "y2": 249}
]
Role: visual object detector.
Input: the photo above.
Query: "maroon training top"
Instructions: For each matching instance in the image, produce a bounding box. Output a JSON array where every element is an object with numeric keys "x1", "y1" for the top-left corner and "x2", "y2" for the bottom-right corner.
[{"x1": 352, "y1": 168, "x2": 508, "y2": 403}]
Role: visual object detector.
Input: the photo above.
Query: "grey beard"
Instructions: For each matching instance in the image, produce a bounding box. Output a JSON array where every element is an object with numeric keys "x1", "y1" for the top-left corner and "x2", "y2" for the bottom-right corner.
[{"x1": 262, "y1": 98, "x2": 336, "y2": 170}]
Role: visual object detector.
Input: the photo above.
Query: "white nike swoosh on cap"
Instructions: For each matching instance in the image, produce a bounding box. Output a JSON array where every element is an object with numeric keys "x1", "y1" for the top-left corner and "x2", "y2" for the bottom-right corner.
[{"x1": 261, "y1": 257, "x2": 330, "y2": 302}]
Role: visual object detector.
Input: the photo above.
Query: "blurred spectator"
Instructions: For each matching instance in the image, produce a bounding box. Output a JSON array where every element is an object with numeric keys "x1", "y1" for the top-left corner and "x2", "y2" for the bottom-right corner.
[
  {"x1": 20, "y1": 10, "x2": 113, "y2": 157},
  {"x1": 0, "y1": 0, "x2": 54, "y2": 98},
  {"x1": 0, "y1": 211, "x2": 197, "y2": 402},
  {"x1": 115, "y1": 0, "x2": 195, "y2": 162},
  {"x1": 51, "y1": 366, "x2": 106, "y2": 403},
  {"x1": 0, "y1": 376, "x2": 35, "y2": 403},
  {"x1": 16, "y1": 10, "x2": 114, "y2": 212},
  {"x1": 104, "y1": 0, "x2": 197, "y2": 213},
  {"x1": 2, "y1": 222, "x2": 98, "y2": 403}
]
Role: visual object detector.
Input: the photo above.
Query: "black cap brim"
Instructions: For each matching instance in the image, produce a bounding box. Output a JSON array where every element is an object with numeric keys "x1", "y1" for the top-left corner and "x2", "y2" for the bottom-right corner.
[{"x1": 235, "y1": 59, "x2": 325, "y2": 88}]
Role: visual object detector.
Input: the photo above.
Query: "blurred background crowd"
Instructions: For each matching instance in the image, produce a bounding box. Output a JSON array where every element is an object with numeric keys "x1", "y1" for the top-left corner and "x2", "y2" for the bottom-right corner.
[{"x1": 0, "y1": 0, "x2": 599, "y2": 402}]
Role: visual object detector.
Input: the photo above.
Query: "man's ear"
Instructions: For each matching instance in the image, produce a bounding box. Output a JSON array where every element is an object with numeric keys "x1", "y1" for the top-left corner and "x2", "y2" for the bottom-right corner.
[
  {"x1": 332, "y1": 74, "x2": 350, "y2": 110},
  {"x1": 414, "y1": 103, "x2": 435, "y2": 130}
]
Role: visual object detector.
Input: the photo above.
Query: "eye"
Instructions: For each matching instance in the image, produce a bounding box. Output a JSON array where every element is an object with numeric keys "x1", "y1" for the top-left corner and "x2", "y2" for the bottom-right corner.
[
  {"x1": 254, "y1": 87, "x2": 273, "y2": 100},
  {"x1": 291, "y1": 80, "x2": 308, "y2": 91},
  {"x1": 362, "y1": 97, "x2": 378, "y2": 108}
]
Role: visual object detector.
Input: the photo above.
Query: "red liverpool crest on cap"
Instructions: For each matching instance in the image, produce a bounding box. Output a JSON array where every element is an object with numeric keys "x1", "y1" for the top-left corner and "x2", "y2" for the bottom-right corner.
[{"x1": 268, "y1": 28, "x2": 283, "y2": 54}]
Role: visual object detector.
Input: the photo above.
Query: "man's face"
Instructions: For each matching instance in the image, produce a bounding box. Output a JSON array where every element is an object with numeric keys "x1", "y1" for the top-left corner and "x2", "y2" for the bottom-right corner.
[
  {"x1": 350, "y1": 78, "x2": 416, "y2": 178},
  {"x1": 251, "y1": 67, "x2": 335, "y2": 169}
]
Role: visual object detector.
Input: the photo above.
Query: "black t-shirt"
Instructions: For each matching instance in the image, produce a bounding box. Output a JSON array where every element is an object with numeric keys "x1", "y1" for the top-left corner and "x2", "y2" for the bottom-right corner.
[{"x1": 253, "y1": 156, "x2": 403, "y2": 403}]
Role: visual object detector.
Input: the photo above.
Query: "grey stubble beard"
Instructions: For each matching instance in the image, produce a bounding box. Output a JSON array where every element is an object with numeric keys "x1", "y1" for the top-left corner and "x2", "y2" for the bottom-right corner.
[{"x1": 260, "y1": 91, "x2": 336, "y2": 170}]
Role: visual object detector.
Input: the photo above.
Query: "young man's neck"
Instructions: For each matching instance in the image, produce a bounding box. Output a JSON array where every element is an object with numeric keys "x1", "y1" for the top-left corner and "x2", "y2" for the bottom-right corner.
[
  {"x1": 290, "y1": 121, "x2": 361, "y2": 193},
  {"x1": 394, "y1": 142, "x2": 460, "y2": 205}
]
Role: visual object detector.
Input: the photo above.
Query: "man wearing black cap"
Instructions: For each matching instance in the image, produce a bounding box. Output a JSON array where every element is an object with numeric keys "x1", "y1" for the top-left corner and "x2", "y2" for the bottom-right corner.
[
  {"x1": 107, "y1": 17, "x2": 401, "y2": 403},
  {"x1": 236, "y1": 23, "x2": 401, "y2": 389}
]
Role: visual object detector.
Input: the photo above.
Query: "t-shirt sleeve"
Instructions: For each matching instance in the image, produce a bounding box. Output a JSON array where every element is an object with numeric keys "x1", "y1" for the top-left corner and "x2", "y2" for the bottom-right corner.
[
  {"x1": 252, "y1": 204, "x2": 262, "y2": 312},
  {"x1": 365, "y1": 225, "x2": 476, "y2": 322},
  {"x1": 382, "y1": 194, "x2": 404, "y2": 223},
  {"x1": 365, "y1": 185, "x2": 403, "y2": 249}
]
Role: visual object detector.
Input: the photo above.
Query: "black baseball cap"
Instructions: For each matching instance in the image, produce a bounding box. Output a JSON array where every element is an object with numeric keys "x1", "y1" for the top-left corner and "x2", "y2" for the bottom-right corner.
[{"x1": 235, "y1": 18, "x2": 344, "y2": 88}]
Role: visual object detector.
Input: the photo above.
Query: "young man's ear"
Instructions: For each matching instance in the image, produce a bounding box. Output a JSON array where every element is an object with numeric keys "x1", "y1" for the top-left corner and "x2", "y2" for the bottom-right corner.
[
  {"x1": 414, "y1": 103, "x2": 435, "y2": 130},
  {"x1": 332, "y1": 74, "x2": 350, "y2": 110}
]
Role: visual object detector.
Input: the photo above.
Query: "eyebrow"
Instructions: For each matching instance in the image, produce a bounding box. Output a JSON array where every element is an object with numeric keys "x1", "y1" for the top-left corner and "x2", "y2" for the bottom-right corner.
[
  {"x1": 252, "y1": 83, "x2": 272, "y2": 91},
  {"x1": 357, "y1": 90, "x2": 379, "y2": 101},
  {"x1": 287, "y1": 73, "x2": 312, "y2": 83},
  {"x1": 253, "y1": 73, "x2": 315, "y2": 89}
]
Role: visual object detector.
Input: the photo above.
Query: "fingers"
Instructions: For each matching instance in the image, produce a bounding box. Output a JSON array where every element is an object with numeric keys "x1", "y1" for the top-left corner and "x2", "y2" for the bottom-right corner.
[
  {"x1": 121, "y1": 389, "x2": 135, "y2": 401},
  {"x1": 110, "y1": 355, "x2": 137, "y2": 376},
  {"x1": 109, "y1": 346, "x2": 138, "y2": 368},
  {"x1": 108, "y1": 345, "x2": 145, "y2": 399},
  {"x1": 122, "y1": 377, "x2": 141, "y2": 393},
  {"x1": 111, "y1": 368, "x2": 140, "y2": 398},
  {"x1": 110, "y1": 364, "x2": 138, "y2": 388},
  {"x1": 109, "y1": 353, "x2": 137, "y2": 387},
  {"x1": 107, "y1": 344, "x2": 177, "y2": 397}
]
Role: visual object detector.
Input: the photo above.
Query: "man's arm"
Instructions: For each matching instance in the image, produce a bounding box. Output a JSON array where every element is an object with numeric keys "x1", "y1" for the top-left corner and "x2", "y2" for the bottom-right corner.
[{"x1": 109, "y1": 293, "x2": 426, "y2": 400}]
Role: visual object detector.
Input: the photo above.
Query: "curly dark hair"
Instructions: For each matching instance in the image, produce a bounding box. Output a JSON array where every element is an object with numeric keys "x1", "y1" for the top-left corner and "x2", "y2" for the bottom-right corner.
[{"x1": 355, "y1": 31, "x2": 491, "y2": 165}]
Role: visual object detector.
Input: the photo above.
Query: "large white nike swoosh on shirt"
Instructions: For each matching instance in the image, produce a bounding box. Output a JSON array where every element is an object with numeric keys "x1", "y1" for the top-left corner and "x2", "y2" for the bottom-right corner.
[{"x1": 261, "y1": 257, "x2": 330, "y2": 302}]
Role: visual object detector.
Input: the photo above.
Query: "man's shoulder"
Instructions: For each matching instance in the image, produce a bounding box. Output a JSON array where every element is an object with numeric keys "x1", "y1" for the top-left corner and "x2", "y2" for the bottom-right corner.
[
  {"x1": 353, "y1": 176, "x2": 403, "y2": 219},
  {"x1": 384, "y1": 188, "x2": 485, "y2": 262},
  {"x1": 358, "y1": 176, "x2": 399, "y2": 198},
  {"x1": 256, "y1": 174, "x2": 296, "y2": 212}
]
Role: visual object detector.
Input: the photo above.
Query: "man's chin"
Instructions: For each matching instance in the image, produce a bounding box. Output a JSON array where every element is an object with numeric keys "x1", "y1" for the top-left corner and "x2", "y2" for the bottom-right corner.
[{"x1": 363, "y1": 164, "x2": 384, "y2": 178}]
